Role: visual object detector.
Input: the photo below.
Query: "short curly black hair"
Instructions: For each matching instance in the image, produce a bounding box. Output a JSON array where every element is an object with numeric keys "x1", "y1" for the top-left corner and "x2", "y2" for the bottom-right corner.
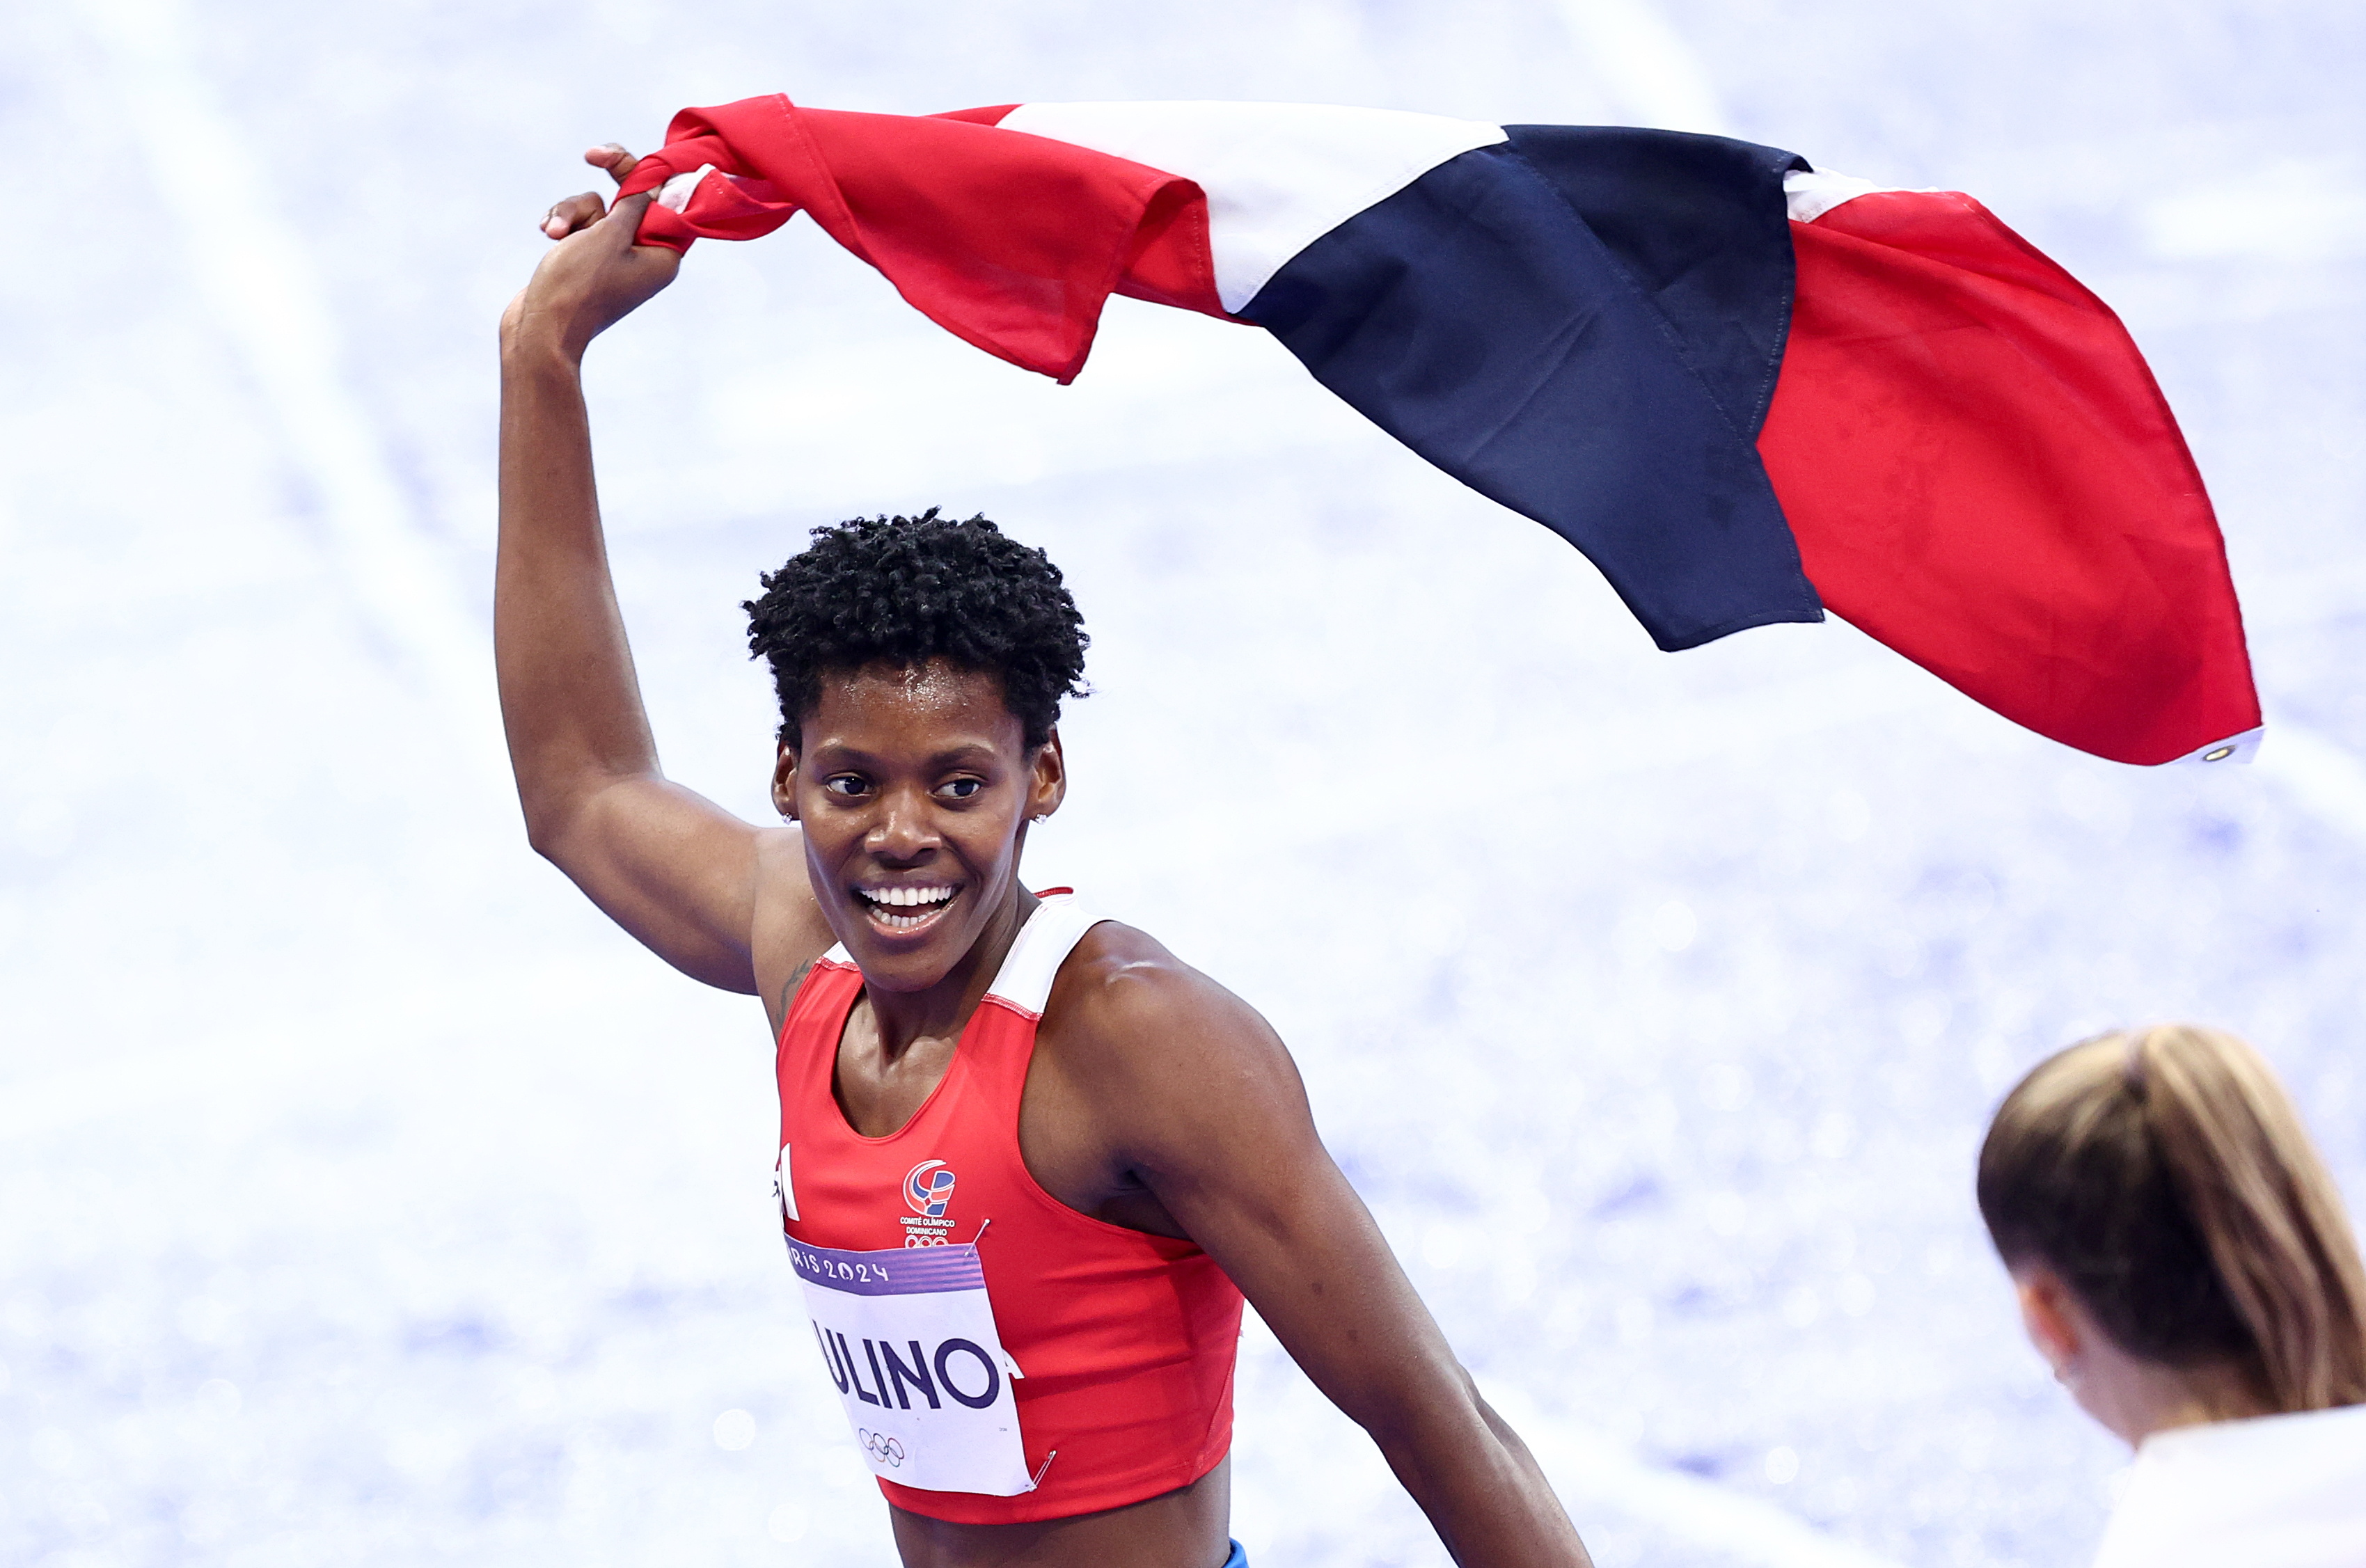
[{"x1": 744, "y1": 509, "x2": 1088, "y2": 752}]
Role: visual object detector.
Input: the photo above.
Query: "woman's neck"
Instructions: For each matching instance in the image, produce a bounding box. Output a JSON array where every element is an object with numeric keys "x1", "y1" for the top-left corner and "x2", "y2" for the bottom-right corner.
[{"x1": 2095, "y1": 1346, "x2": 2274, "y2": 1446}]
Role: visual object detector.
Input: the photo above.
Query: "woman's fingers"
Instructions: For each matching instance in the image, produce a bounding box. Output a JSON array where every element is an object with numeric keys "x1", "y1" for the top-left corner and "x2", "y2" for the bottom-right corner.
[
  {"x1": 585, "y1": 143, "x2": 641, "y2": 186},
  {"x1": 533, "y1": 146, "x2": 641, "y2": 239},
  {"x1": 540, "y1": 190, "x2": 610, "y2": 240},
  {"x1": 537, "y1": 141, "x2": 642, "y2": 239}
]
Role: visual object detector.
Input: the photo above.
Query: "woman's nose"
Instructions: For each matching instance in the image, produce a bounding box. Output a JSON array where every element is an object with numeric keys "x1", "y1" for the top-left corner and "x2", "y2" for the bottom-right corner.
[{"x1": 865, "y1": 788, "x2": 938, "y2": 860}]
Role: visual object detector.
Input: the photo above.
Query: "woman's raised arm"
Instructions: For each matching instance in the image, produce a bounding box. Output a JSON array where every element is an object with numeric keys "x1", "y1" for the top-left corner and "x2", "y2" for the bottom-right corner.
[{"x1": 495, "y1": 152, "x2": 798, "y2": 996}]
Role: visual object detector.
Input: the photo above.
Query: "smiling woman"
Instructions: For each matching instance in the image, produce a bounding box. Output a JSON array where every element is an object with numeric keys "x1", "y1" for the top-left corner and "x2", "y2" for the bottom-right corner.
[
  {"x1": 494, "y1": 144, "x2": 1597, "y2": 1568},
  {"x1": 779, "y1": 649, "x2": 1063, "y2": 995},
  {"x1": 746, "y1": 513, "x2": 1081, "y2": 998}
]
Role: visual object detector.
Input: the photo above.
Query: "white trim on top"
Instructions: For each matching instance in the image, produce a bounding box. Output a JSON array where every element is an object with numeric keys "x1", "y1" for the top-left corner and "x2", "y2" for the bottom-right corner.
[{"x1": 982, "y1": 894, "x2": 1105, "y2": 1018}]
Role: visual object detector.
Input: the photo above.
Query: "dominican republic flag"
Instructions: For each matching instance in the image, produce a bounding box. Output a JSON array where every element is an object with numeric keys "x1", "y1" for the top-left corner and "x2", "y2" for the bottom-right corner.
[{"x1": 615, "y1": 96, "x2": 2260, "y2": 767}]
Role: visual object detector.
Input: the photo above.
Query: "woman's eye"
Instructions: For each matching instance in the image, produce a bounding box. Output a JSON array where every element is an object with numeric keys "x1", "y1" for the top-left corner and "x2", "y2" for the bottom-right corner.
[
  {"x1": 823, "y1": 776, "x2": 868, "y2": 797},
  {"x1": 938, "y1": 778, "x2": 985, "y2": 800}
]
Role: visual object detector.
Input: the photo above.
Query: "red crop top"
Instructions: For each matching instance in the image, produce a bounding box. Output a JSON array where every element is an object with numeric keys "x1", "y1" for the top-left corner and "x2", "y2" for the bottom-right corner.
[{"x1": 773, "y1": 893, "x2": 1245, "y2": 1523}]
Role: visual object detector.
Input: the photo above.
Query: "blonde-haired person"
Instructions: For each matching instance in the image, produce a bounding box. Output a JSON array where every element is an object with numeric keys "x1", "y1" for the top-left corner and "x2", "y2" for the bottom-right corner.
[{"x1": 1978, "y1": 1024, "x2": 2366, "y2": 1566}]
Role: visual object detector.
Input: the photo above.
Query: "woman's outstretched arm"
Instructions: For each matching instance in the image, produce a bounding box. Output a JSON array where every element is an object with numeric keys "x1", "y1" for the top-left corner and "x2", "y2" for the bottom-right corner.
[{"x1": 496, "y1": 155, "x2": 816, "y2": 995}]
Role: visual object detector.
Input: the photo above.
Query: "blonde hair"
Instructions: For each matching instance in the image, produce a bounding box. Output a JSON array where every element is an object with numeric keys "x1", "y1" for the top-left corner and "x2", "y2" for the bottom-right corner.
[{"x1": 1977, "y1": 1024, "x2": 2366, "y2": 1413}]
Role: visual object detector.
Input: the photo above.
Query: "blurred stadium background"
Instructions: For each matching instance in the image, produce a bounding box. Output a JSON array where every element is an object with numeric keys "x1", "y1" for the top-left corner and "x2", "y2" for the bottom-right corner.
[{"x1": 3, "y1": 1, "x2": 2362, "y2": 1563}]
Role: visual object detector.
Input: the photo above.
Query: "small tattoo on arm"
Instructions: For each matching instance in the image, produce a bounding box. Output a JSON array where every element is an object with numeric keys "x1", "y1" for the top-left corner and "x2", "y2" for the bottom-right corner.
[{"x1": 775, "y1": 960, "x2": 817, "y2": 1027}]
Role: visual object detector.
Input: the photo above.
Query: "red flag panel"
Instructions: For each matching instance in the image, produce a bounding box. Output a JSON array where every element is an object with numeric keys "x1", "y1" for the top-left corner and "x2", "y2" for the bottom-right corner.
[
  {"x1": 618, "y1": 96, "x2": 1222, "y2": 383},
  {"x1": 1762, "y1": 192, "x2": 2259, "y2": 764}
]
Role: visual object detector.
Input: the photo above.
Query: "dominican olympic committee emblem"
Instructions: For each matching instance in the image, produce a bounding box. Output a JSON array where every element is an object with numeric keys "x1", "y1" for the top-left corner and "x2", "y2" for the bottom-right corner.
[{"x1": 900, "y1": 1160, "x2": 958, "y2": 1246}]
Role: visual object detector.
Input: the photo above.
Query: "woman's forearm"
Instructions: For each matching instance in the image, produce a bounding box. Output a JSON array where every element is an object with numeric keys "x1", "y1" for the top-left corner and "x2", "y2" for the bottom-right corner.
[
  {"x1": 1369, "y1": 1384, "x2": 1593, "y2": 1568},
  {"x1": 494, "y1": 334, "x2": 662, "y2": 852}
]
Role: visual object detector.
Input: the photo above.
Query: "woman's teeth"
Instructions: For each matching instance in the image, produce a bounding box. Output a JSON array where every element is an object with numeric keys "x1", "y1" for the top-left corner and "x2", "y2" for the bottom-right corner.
[{"x1": 859, "y1": 885, "x2": 956, "y2": 930}]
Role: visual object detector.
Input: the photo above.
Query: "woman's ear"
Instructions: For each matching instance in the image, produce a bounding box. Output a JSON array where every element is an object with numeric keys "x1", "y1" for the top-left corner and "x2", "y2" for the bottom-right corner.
[
  {"x1": 771, "y1": 741, "x2": 800, "y2": 822},
  {"x1": 2014, "y1": 1267, "x2": 2083, "y2": 1379},
  {"x1": 1027, "y1": 729, "x2": 1068, "y2": 823}
]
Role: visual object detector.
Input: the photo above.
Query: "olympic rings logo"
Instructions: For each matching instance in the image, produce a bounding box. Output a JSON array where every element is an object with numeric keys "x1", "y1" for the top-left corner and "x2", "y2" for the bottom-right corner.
[{"x1": 859, "y1": 1429, "x2": 906, "y2": 1468}]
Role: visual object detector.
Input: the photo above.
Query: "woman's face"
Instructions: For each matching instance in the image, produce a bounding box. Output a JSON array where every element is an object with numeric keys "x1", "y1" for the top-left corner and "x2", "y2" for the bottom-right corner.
[{"x1": 773, "y1": 659, "x2": 1064, "y2": 995}]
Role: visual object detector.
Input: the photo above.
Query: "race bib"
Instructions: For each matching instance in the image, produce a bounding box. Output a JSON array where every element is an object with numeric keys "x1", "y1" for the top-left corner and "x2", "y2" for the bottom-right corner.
[{"x1": 789, "y1": 1237, "x2": 1036, "y2": 1496}]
